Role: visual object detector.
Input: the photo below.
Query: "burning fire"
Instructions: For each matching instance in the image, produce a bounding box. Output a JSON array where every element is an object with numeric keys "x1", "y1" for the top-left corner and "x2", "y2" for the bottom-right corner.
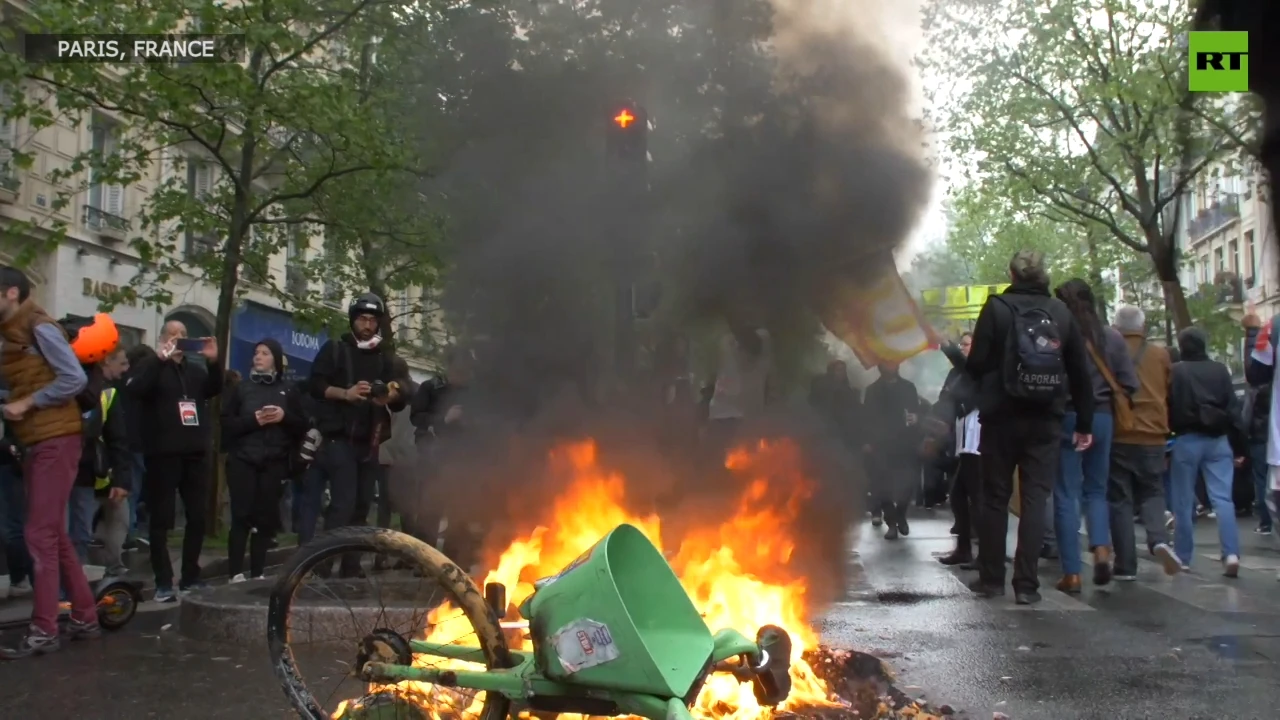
[{"x1": 345, "y1": 437, "x2": 840, "y2": 720}]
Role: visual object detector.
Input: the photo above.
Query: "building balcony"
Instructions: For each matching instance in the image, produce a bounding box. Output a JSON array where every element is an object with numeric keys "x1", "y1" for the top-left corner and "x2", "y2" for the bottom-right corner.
[
  {"x1": 82, "y1": 204, "x2": 129, "y2": 241},
  {"x1": 0, "y1": 171, "x2": 18, "y2": 204},
  {"x1": 1187, "y1": 194, "x2": 1240, "y2": 242},
  {"x1": 285, "y1": 263, "x2": 307, "y2": 296},
  {"x1": 1212, "y1": 271, "x2": 1244, "y2": 307},
  {"x1": 184, "y1": 229, "x2": 218, "y2": 260}
]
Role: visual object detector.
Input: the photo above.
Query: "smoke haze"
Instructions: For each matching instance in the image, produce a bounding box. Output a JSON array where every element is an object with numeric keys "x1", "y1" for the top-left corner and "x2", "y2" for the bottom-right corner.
[{"x1": 413, "y1": 0, "x2": 934, "y2": 604}]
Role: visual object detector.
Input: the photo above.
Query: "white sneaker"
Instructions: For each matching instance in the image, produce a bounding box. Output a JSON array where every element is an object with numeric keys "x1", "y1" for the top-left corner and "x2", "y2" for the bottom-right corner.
[
  {"x1": 1153, "y1": 544, "x2": 1181, "y2": 576},
  {"x1": 228, "y1": 573, "x2": 247, "y2": 584},
  {"x1": 6, "y1": 580, "x2": 32, "y2": 599},
  {"x1": 1223, "y1": 554, "x2": 1240, "y2": 578}
]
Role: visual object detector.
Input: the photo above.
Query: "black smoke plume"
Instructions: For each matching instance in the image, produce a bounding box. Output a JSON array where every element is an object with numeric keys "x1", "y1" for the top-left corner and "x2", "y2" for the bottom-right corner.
[{"x1": 404, "y1": 0, "x2": 933, "y2": 605}]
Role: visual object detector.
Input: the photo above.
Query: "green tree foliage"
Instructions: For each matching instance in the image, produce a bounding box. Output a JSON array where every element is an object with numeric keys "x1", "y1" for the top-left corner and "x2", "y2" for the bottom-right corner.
[
  {"x1": 920, "y1": 0, "x2": 1259, "y2": 329},
  {"x1": 0, "y1": 0, "x2": 443, "y2": 362}
]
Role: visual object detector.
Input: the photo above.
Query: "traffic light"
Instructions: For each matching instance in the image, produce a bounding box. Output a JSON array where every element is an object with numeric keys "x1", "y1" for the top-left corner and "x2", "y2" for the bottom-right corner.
[{"x1": 606, "y1": 101, "x2": 647, "y2": 164}]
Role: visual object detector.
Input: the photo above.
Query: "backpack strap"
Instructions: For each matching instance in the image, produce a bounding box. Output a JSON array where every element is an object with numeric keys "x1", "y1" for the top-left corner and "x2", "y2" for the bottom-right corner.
[{"x1": 1085, "y1": 340, "x2": 1127, "y2": 399}]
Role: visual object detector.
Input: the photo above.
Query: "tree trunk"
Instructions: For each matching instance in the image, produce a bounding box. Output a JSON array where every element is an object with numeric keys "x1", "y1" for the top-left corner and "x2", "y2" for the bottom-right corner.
[
  {"x1": 1148, "y1": 226, "x2": 1192, "y2": 331},
  {"x1": 205, "y1": 46, "x2": 265, "y2": 537},
  {"x1": 1085, "y1": 228, "x2": 1107, "y2": 324}
]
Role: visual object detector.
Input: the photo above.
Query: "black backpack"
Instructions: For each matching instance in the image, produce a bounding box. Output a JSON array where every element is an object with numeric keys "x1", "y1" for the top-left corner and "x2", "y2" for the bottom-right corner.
[{"x1": 995, "y1": 296, "x2": 1067, "y2": 404}]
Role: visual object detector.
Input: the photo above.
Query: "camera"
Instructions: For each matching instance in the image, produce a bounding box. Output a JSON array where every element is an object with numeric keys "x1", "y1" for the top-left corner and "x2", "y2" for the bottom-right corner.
[
  {"x1": 298, "y1": 428, "x2": 323, "y2": 466},
  {"x1": 369, "y1": 380, "x2": 390, "y2": 400}
]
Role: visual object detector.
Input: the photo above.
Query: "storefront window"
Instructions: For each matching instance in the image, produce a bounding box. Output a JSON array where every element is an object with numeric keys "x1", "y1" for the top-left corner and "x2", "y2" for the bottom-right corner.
[{"x1": 117, "y1": 325, "x2": 144, "y2": 350}]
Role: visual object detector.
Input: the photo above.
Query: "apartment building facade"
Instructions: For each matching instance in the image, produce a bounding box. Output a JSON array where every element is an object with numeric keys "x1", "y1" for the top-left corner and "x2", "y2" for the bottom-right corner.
[
  {"x1": 0, "y1": 78, "x2": 441, "y2": 382},
  {"x1": 1176, "y1": 156, "x2": 1277, "y2": 318}
]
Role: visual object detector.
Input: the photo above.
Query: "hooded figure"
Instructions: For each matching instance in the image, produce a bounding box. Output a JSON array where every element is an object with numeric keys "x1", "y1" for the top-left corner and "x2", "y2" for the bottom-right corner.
[{"x1": 220, "y1": 338, "x2": 308, "y2": 581}]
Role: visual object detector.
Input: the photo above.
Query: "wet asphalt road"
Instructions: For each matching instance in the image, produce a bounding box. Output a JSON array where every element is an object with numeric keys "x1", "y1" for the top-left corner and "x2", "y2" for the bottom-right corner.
[{"x1": 1, "y1": 512, "x2": 1278, "y2": 719}]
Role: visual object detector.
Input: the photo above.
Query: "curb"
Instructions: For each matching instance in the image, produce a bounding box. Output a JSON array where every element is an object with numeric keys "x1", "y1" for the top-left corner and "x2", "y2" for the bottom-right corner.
[{"x1": 131, "y1": 545, "x2": 298, "y2": 602}]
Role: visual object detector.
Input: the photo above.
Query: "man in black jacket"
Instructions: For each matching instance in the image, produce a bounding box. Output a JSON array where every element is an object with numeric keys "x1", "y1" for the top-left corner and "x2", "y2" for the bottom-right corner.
[
  {"x1": 861, "y1": 362, "x2": 922, "y2": 539},
  {"x1": 125, "y1": 320, "x2": 221, "y2": 601},
  {"x1": 963, "y1": 250, "x2": 1095, "y2": 604},
  {"x1": 1168, "y1": 327, "x2": 1247, "y2": 576},
  {"x1": 307, "y1": 294, "x2": 407, "y2": 576}
]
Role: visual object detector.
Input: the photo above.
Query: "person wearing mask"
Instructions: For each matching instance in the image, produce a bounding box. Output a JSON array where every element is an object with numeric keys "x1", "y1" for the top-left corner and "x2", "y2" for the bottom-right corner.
[
  {"x1": 938, "y1": 333, "x2": 981, "y2": 566},
  {"x1": 1107, "y1": 305, "x2": 1180, "y2": 579},
  {"x1": 1168, "y1": 326, "x2": 1247, "y2": 576},
  {"x1": 861, "y1": 362, "x2": 922, "y2": 539},
  {"x1": 126, "y1": 319, "x2": 222, "y2": 602},
  {"x1": 1242, "y1": 322, "x2": 1273, "y2": 535},
  {"x1": 307, "y1": 293, "x2": 408, "y2": 576},
  {"x1": 221, "y1": 340, "x2": 307, "y2": 582},
  {"x1": 0, "y1": 379, "x2": 31, "y2": 599},
  {"x1": 962, "y1": 251, "x2": 1095, "y2": 605},
  {"x1": 1245, "y1": 313, "x2": 1280, "y2": 579},
  {"x1": 1051, "y1": 279, "x2": 1138, "y2": 593},
  {"x1": 0, "y1": 267, "x2": 97, "y2": 658}
]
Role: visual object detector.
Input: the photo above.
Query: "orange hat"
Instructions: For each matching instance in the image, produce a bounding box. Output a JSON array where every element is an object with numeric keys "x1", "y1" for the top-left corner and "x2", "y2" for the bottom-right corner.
[{"x1": 71, "y1": 313, "x2": 120, "y2": 364}]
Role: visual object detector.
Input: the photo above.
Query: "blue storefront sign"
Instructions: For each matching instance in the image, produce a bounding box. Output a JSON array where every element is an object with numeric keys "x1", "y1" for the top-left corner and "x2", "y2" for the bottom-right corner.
[{"x1": 229, "y1": 302, "x2": 329, "y2": 384}]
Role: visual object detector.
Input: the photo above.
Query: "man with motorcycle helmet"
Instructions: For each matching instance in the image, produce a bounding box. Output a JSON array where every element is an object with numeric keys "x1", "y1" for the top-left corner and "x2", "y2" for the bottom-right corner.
[{"x1": 305, "y1": 293, "x2": 408, "y2": 576}]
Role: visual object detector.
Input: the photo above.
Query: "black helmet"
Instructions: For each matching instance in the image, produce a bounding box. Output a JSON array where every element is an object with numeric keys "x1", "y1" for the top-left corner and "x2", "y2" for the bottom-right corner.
[{"x1": 348, "y1": 293, "x2": 385, "y2": 324}]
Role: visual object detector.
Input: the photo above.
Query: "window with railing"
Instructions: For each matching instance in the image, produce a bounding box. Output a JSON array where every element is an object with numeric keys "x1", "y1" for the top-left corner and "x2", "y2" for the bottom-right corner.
[
  {"x1": 184, "y1": 158, "x2": 217, "y2": 259},
  {"x1": 285, "y1": 229, "x2": 308, "y2": 296},
  {"x1": 0, "y1": 85, "x2": 17, "y2": 190},
  {"x1": 85, "y1": 119, "x2": 127, "y2": 233},
  {"x1": 322, "y1": 238, "x2": 341, "y2": 306},
  {"x1": 1229, "y1": 239, "x2": 1239, "y2": 274}
]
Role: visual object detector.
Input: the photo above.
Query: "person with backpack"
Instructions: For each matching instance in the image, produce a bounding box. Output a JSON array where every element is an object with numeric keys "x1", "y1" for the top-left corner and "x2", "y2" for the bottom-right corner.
[
  {"x1": 1106, "y1": 305, "x2": 1180, "y2": 580},
  {"x1": 0, "y1": 267, "x2": 98, "y2": 658},
  {"x1": 307, "y1": 293, "x2": 408, "y2": 576},
  {"x1": 1050, "y1": 279, "x2": 1138, "y2": 593},
  {"x1": 1169, "y1": 326, "x2": 1248, "y2": 576},
  {"x1": 961, "y1": 251, "x2": 1095, "y2": 605},
  {"x1": 125, "y1": 319, "x2": 222, "y2": 602},
  {"x1": 221, "y1": 339, "x2": 307, "y2": 582}
]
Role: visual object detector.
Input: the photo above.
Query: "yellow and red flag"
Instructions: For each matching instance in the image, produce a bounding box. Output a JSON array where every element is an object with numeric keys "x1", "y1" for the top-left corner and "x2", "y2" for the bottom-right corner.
[{"x1": 821, "y1": 261, "x2": 940, "y2": 369}]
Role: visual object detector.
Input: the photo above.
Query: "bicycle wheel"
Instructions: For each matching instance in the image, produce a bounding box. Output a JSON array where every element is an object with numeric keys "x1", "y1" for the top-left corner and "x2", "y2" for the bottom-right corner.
[{"x1": 268, "y1": 526, "x2": 512, "y2": 720}]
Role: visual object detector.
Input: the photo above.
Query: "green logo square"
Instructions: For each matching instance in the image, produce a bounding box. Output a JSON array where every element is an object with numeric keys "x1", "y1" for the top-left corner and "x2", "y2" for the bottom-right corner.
[{"x1": 1188, "y1": 31, "x2": 1249, "y2": 92}]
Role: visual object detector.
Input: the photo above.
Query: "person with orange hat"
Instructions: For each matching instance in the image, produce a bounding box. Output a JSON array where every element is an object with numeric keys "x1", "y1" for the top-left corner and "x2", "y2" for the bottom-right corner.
[{"x1": 60, "y1": 313, "x2": 133, "y2": 575}]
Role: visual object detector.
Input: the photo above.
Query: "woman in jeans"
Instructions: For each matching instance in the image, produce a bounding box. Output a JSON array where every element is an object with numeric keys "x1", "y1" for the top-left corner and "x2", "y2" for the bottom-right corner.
[{"x1": 1053, "y1": 279, "x2": 1138, "y2": 593}]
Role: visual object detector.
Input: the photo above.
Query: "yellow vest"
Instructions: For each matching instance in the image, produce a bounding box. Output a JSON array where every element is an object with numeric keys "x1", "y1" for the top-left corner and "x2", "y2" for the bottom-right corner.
[{"x1": 93, "y1": 388, "x2": 118, "y2": 491}]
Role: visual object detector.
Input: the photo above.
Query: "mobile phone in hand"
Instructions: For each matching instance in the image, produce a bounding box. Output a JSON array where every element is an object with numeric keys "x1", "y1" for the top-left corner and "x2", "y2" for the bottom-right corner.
[{"x1": 175, "y1": 338, "x2": 206, "y2": 353}]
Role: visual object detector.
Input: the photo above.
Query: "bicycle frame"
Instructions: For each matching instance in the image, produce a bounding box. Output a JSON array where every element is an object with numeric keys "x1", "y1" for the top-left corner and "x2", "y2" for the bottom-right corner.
[{"x1": 362, "y1": 627, "x2": 765, "y2": 720}]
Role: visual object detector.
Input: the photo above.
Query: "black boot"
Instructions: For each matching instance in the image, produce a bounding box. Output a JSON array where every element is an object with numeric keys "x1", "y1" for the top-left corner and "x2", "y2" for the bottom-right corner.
[{"x1": 938, "y1": 543, "x2": 972, "y2": 565}]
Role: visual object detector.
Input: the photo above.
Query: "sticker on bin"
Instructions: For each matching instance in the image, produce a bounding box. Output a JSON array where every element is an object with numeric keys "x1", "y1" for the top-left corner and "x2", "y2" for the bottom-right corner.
[{"x1": 552, "y1": 618, "x2": 619, "y2": 673}]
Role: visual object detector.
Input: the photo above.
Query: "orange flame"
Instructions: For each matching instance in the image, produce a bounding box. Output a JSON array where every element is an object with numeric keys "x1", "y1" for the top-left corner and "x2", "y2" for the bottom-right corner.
[{"x1": 351, "y1": 438, "x2": 839, "y2": 720}]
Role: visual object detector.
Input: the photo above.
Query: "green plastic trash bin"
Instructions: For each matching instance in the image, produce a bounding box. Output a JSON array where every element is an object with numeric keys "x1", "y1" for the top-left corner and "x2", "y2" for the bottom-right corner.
[{"x1": 522, "y1": 523, "x2": 714, "y2": 698}]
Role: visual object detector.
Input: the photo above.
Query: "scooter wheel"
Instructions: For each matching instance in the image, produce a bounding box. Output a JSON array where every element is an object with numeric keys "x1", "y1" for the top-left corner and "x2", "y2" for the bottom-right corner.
[{"x1": 96, "y1": 583, "x2": 141, "y2": 631}]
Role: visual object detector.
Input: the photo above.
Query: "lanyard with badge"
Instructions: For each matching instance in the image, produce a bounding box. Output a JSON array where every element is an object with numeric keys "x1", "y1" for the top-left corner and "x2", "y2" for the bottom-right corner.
[{"x1": 174, "y1": 362, "x2": 200, "y2": 427}]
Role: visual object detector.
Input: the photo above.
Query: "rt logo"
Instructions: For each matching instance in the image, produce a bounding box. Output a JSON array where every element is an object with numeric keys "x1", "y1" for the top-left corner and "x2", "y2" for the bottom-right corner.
[{"x1": 1188, "y1": 31, "x2": 1248, "y2": 92}]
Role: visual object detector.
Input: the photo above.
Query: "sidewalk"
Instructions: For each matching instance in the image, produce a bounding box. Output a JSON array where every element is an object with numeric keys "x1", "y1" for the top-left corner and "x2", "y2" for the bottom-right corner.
[{"x1": 0, "y1": 539, "x2": 298, "y2": 626}]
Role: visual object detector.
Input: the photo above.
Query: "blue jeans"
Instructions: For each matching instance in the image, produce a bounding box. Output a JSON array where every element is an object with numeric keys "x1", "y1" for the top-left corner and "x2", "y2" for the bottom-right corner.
[
  {"x1": 0, "y1": 463, "x2": 32, "y2": 584},
  {"x1": 1169, "y1": 433, "x2": 1240, "y2": 563},
  {"x1": 1055, "y1": 411, "x2": 1114, "y2": 575},
  {"x1": 1250, "y1": 442, "x2": 1272, "y2": 529},
  {"x1": 68, "y1": 486, "x2": 98, "y2": 565}
]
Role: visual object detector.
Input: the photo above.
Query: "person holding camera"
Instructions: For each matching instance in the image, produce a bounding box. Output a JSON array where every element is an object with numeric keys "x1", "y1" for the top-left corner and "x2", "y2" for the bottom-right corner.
[
  {"x1": 307, "y1": 294, "x2": 407, "y2": 576},
  {"x1": 221, "y1": 339, "x2": 308, "y2": 582},
  {"x1": 125, "y1": 320, "x2": 221, "y2": 602}
]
